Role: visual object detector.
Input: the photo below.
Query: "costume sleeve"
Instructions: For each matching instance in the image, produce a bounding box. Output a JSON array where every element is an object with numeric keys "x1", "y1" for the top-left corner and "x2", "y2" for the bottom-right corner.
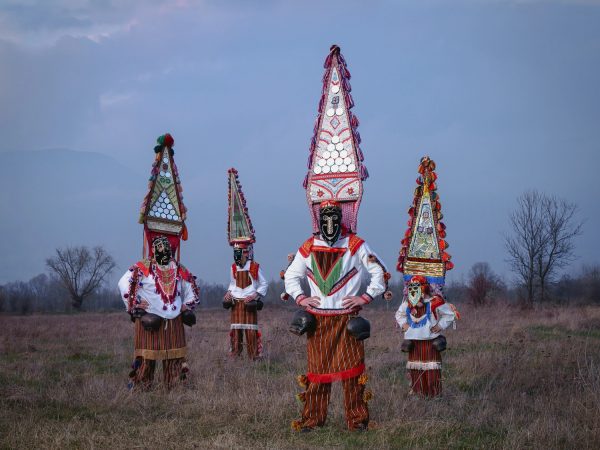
[
  {"x1": 227, "y1": 267, "x2": 236, "y2": 292},
  {"x1": 284, "y1": 250, "x2": 308, "y2": 301},
  {"x1": 256, "y1": 266, "x2": 269, "y2": 297},
  {"x1": 181, "y1": 275, "x2": 200, "y2": 309},
  {"x1": 395, "y1": 301, "x2": 408, "y2": 327},
  {"x1": 435, "y1": 302, "x2": 456, "y2": 330},
  {"x1": 357, "y1": 242, "x2": 386, "y2": 299},
  {"x1": 117, "y1": 270, "x2": 131, "y2": 311}
]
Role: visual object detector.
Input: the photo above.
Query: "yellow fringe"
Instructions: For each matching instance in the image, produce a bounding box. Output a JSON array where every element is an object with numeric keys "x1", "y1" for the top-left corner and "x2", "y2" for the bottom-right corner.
[
  {"x1": 403, "y1": 260, "x2": 445, "y2": 277},
  {"x1": 296, "y1": 374, "x2": 308, "y2": 389}
]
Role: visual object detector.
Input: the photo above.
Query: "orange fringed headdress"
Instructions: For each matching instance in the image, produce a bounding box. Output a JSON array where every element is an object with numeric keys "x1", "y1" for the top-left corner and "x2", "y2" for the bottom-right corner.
[{"x1": 397, "y1": 156, "x2": 453, "y2": 284}]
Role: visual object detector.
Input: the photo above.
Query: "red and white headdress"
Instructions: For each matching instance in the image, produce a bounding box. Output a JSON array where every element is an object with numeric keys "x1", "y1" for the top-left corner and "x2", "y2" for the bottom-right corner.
[
  {"x1": 227, "y1": 168, "x2": 255, "y2": 247},
  {"x1": 303, "y1": 45, "x2": 368, "y2": 233},
  {"x1": 397, "y1": 156, "x2": 453, "y2": 285},
  {"x1": 138, "y1": 133, "x2": 188, "y2": 260}
]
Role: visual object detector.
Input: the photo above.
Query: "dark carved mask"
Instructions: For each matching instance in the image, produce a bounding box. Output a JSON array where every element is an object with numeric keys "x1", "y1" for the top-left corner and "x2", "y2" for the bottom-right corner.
[
  {"x1": 319, "y1": 205, "x2": 342, "y2": 246},
  {"x1": 152, "y1": 236, "x2": 172, "y2": 266},
  {"x1": 233, "y1": 247, "x2": 247, "y2": 267},
  {"x1": 407, "y1": 282, "x2": 423, "y2": 306}
]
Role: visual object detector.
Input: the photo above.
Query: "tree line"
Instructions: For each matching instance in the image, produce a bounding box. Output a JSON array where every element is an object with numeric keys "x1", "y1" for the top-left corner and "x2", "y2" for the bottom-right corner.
[{"x1": 0, "y1": 189, "x2": 596, "y2": 313}]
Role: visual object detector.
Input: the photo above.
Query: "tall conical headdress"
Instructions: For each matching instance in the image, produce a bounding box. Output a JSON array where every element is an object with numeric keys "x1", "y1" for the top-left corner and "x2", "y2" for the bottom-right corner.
[
  {"x1": 139, "y1": 133, "x2": 188, "y2": 258},
  {"x1": 303, "y1": 45, "x2": 368, "y2": 233},
  {"x1": 227, "y1": 168, "x2": 255, "y2": 246},
  {"x1": 397, "y1": 156, "x2": 453, "y2": 284}
]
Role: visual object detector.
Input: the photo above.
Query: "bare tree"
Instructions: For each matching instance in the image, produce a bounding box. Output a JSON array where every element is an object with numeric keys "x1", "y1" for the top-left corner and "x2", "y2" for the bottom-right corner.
[
  {"x1": 504, "y1": 191, "x2": 546, "y2": 306},
  {"x1": 536, "y1": 195, "x2": 583, "y2": 302},
  {"x1": 505, "y1": 190, "x2": 583, "y2": 305},
  {"x1": 46, "y1": 246, "x2": 116, "y2": 309},
  {"x1": 467, "y1": 262, "x2": 503, "y2": 306}
]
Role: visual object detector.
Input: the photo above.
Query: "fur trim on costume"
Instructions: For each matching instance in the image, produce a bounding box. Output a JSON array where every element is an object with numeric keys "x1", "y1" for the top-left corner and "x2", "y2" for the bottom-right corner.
[
  {"x1": 406, "y1": 361, "x2": 442, "y2": 370},
  {"x1": 230, "y1": 323, "x2": 259, "y2": 330}
]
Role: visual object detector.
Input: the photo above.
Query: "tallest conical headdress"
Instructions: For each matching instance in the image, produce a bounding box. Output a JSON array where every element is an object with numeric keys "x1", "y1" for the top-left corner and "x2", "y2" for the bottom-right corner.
[{"x1": 303, "y1": 45, "x2": 368, "y2": 233}]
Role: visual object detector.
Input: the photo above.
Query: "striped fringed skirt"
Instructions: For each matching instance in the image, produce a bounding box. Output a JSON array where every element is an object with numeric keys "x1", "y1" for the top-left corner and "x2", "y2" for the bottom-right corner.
[
  {"x1": 134, "y1": 315, "x2": 187, "y2": 360},
  {"x1": 230, "y1": 300, "x2": 258, "y2": 330},
  {"x1": 407, "y1": 339, "x2": 442, "y2": 397},
  {"x1": 306, "y1": 314, "x2": 365, "y2": 383}
]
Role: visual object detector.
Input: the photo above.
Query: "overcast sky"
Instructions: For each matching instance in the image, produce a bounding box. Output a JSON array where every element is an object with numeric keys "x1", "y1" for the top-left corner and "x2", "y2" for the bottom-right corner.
[{"x1": 1, "y1": 0, "x2": 599, "y2": 287}]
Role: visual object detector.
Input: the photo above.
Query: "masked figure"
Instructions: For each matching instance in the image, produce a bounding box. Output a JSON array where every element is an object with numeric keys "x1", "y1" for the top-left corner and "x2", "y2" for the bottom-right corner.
[
  {"x1": 395, "y1": 276, "x2": 456, "y2": 396},
  {"x1": 118, "y1": 134, "x2": 200, "y2": 390},
  {"x1": 223, "y1": 168, "x2": 268, "y2": 359},
  {"x1": 285, "y1": 46, "x2": 392, "y2": 432},
  {"x1": 396, "y1": 157, "x2": 459, "y2": 397}
]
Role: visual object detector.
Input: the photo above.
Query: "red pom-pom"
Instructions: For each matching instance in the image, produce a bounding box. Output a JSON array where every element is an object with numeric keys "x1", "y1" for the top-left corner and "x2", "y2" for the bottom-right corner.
[
  {"x1": 445, "y1": 261, "x2": 454, "y2": 270},
  {"x1": 163, "y1": 133, "x2": 174, "y2": 148}
]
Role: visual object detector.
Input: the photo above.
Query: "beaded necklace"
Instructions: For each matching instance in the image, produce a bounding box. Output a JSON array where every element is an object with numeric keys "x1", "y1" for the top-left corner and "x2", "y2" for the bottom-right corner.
[{"x1": 151, "y1": 262, "x2": 179, "y2": 310}]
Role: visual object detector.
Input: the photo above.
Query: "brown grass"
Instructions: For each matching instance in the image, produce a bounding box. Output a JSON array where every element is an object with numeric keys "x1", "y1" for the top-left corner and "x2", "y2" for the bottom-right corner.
[{"x1": 1, "y1": 304, "x2": 600, "y2": 449}]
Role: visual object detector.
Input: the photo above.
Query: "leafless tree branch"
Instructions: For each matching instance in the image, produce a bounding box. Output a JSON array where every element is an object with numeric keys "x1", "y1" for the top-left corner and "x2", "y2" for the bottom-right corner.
[
  {"x1": 46, "y1": 245, "x2": 115, "y2": 309},
  {"x1": 504, "y1": 190, "x2": 583, "y2": 305}
]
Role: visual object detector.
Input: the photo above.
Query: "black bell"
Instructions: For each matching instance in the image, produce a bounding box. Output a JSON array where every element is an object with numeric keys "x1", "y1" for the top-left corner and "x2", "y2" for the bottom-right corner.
[
  {"x1": 431, "y1": 335, "x2": 447, "y2": 352},
  {"x1": 181, "y1": 309, "x2": 196, "y2": 327},
  {"x1": 289, "y1": 310, "x2": 317, "y2": 336},
  {"x1": 347, "y1": 316, "x2": 370, "y2": 340},
  {"x1": 141, "y1": 313, "x2": 162, "y2": 331},
  {"x1": 400, "y1": 339, "x2": 414, "y2": 353}
]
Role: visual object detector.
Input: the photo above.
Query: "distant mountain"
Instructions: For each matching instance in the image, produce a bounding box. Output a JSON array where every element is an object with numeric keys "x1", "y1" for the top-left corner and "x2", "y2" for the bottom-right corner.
[{"x1": 1, "y1": 149, "x2": 145, "y2": 283}]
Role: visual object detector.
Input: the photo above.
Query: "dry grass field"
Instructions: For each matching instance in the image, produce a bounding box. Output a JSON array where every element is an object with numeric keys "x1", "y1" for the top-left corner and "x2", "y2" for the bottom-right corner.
[{"x1": 1, "y1": 303, "x2": 600, "y2": 449}]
